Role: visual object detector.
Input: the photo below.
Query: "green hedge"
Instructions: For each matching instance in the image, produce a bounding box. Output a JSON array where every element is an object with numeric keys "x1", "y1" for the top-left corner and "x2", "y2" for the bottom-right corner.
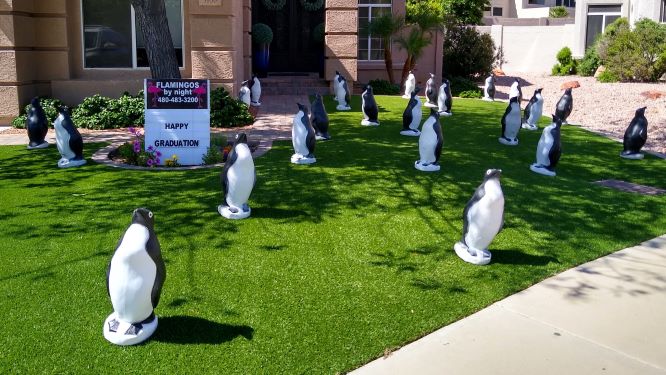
[{"x1": 368, "y1": 79, "x2": 400, "y2": 95}]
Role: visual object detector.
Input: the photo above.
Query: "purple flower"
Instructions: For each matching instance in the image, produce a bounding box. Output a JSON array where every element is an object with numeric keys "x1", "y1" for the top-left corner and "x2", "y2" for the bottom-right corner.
[
  {"x1": 156, "y1": 151, "x2": 162, "y2": 157},
  {"x1": 128, "y1": 127, "x2": 135, "y2": 134},
  {"x1": 147, "y1": 145, "x2": 154, "y2": 151},
  {"x1": 147, "y1": 159, "x2": 154, "y2": 166},
  {"x1": 133, "y1": 144, "x2": 141, "y2": 153},
  {"x1": 155, "y1": 158, "x2": 161, "y2": 164}
]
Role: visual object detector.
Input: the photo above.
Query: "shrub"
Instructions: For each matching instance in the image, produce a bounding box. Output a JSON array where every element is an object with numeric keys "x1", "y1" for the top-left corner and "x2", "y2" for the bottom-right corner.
[
  {"x1": 202, "y1": 136, "x2": 231, "y2": 165},
  {"x1": 577, "y1": 46, "x2": 600, "y2": 76},
  {"x1": 449, "y1": 77, "x2": 482, "y2": 97},
  {"x1": 71, "y1": 92, "x2": 144, "y2": 130},
  {"x1": 210, "y1": 87, "x2": 254, "y2": 128},
  {"x1": 252, "y1": 23, "x2": 273, "y2": 44},
  {"x1": 549, "y1": 6, "x2": 569, "y2": 18},
  {"x1": 443, "y1": 25, "x2": 496, "y2": 80},
  {"x1": 11, "y1": 97, "x2": 64, "y2": 129},
  {"x1": 368, "y1": 79, "x2": 400, "y2": 95},
  {"x1": 552, "y1": 46, "x2": 576, "y2": 76},
  {"x1": 597, "y1": 69, "x2": 619, "y2": 83},
  {"x1": 458, "y1": 90, "x2": 482, "y2": 99},
  {"x1": 115, "y1": 127, "x2": 161, "y2": 167}
]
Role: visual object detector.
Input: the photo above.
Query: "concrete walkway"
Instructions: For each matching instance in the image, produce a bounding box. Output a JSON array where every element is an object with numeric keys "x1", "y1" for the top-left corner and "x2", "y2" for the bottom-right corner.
[{"x1": 351, "y1": 235, "x2": 666, "y2": 375}]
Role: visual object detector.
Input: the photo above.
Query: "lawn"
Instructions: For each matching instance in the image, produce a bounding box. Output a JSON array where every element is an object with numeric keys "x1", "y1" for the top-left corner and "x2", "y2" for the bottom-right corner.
[{"x1": 1, "y1": 95, "x2": 665, "y2": 373}]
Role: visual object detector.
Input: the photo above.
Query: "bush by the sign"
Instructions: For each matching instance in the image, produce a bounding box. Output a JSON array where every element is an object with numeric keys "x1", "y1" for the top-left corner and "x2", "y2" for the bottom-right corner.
[{"x1": 210, "y1": 88, "x2": 255, "y2": 128}]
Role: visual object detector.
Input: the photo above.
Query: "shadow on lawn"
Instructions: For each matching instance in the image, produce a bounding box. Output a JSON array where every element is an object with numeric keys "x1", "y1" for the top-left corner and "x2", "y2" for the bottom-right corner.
[{"x1": 152, "y1": 315, "x2": 254, "y2": 344}]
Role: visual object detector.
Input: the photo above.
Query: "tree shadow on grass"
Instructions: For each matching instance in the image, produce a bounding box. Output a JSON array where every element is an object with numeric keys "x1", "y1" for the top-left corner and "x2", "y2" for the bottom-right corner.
[
  {"x1": 491, "y1": 249, "x2": 559, "y2": 266},
  {"x1": 152, "y1": 315, "x2": 254, "y2": 344}
]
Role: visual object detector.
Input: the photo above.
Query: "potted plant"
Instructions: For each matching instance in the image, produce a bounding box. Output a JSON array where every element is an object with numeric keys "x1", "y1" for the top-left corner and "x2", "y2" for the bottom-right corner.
[{"x1": 252, "y1": 23, "x2": 273, "y2": 78}]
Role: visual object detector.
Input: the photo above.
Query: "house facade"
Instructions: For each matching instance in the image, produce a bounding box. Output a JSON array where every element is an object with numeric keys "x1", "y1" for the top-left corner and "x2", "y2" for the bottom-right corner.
[
  {"x1": 0, "y1": 0, "x2": 442, "y2": 124},
  {"x1": 484, "y1": 0, "x2": 576, "y2": 21}
]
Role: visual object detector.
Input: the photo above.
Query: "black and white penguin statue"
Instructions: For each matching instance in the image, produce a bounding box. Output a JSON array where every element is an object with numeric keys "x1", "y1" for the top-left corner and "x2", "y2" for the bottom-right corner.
[
  {"x1": 54, "y1": 106, "x2": 86, "y2": 168},
  {"x1": 530, "y1": 114, "x2": 563, "y2": 177},
  {"x1": 361, "y1": 84, "x2": 379, "y2": 126},
  {"x1": 219, "y1": 133, "x2": 256, "y2": 219},
  {"x1": 522, "y1": 88, "x2": 544, "y2": 131},
  {"x1": 415, "y1": 108, "x2": 443, "y2": 172},
  {"x1": 454, "y1": 169, "x2": 504, "y2": 266},
  {"x1": 250, "y1": 74, "x2": 261, "y2": 107},
  {"x1": 310, "y1": 93, "x2": 331, "y2": 140},
  {"x1": 238, "y1": 80, "x2": 251, "y2": 106},
  {"x1": 482, "y1": 74, "x2": 495, "y2": 101},
  {"x1": 335, "y1": 73, "x2": 351, "y2": 111},
  {"x1": 26, "y1": 97, "x2": 49, "y2": 149},
  {"x1": 499, "y1": 97, "x2": 521, "y2": 146},
  {"x1": 401, "y1": 87, "x2": 422, "y2": 136},
  {"x1": 424, "y1": 73, "x2": 438, "y2": 108},
  {"x1": 402, "y1": 71, "x2": 416, "y2": 99},
  {"x1": 437, "y1": 79, "x2": 453, "y2": 116},
  {"x1": 333, "y1": 70, "x2": 341, "y2": 95},
  {"x1": 621, "y1": 106, "x2": 648, "y2": 159},
  {"x1": 509, "y1": 78, "x2": 522, "y2": 105},
  {"x1": 291, "y1": 103, "x2": 316, "y2": 164},
  {"x1": 555, "y1": 88, "x2": 573, "y2": 124},
  {"x1": 104, "y1": 208, "x2": 166, "y2": 346}
]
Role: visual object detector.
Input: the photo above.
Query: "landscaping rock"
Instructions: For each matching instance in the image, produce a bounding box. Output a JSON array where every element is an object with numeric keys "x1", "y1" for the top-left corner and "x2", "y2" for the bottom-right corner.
[
  {"x1": 640, "y1": 90, "x2": 665, "y2": 100},
  {"x1": 560, "y1": 80, "x2": 580, "y2": 90}
]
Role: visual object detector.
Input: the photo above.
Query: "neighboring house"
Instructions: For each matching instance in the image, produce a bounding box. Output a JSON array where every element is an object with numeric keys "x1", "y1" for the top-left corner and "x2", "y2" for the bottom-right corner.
[
  {"x1": 484, "y1": 0, "x2": 576, "y2": 21},
  {"x1": 0, "y1": 0, "x2": 442, "y2": 124}
]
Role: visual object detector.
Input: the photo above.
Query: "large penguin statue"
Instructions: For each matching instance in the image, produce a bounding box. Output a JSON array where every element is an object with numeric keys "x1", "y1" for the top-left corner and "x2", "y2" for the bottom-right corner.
[
  {"x1": 555, "y1": 88, "x2": 573, "y2": 124},
  {"x1": 104, "y1": 208, "x2": 166, "y2": 346},
  {"x1": 250, "y1": 74, "x2": 262, "y2": 107},
  {"x1": 335, "y1": 73, "x2": 351, "y2": 111},
  {"x1": 621, "y1": 106, "x2": 648, "y2": 159},
  {"x1": 522, "y1": 88, "x2": 544, "y2": 131},
  {"x1": 291, "y1": 103, "x2": 316, "y2": 164},
  {"x1": 509, "y1": 78, "x2": 522, "y2": 105},
  {"x1": 26, "y1": 97, "x2": 49, "y2": 149},
  {"x1": 482, "y1": 74, "x2": 495, "y2": 101},
  {"x1": 401, "y1": 87, "x2": 422, "y2": 136},
  {"x1": 361, "y1": 84, "x2": 379, "y2": 126},
  {"x1": 310, "y1": 93, "x2": 331, "y2": 140},
  {"x1": 530, "y1": 114, "x2": 563, "y2": 177},
  {"x1": 437, "y1": 79, "x2": 453, "y2": 116},
  {"x1": 454, "y1": 169, "x2": 504, "y2": 266},
  {"x1": 402, "y1": 71, "x2": 416, "y2": 99},
  {"x1": 238, "y1": 80, "x2": 251, "y2": 106},
  {"x1": 333, "y1": 70, "x2": 341, "y2": 95},
  {"x1": 415, "y1": 108, "x2": 443, "y2": 172},
  {"x1": 424, "y1": 73, "x2": 438, "y2": 108},
  {"x1": 219, "y1": 133, "x2": 256, "y2": 219},
  {"x1": 54, "y1": 106, "x2": 86, "y2": 168},
  {"x1": 499, "y1": 97, "x2": 521, "y2": 146}
]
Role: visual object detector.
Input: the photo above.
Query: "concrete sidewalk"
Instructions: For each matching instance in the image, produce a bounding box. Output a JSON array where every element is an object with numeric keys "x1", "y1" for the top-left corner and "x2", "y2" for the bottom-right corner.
[{"x1": 351, "y1": 235, "x2": 666, "y2": 375}]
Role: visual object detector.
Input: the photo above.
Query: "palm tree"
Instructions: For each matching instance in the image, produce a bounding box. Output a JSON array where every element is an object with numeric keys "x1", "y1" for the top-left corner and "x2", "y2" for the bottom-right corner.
[
  {"x1": 366, "y1": 14, "x2": 405, "y2": 85},
  {"x1": 394, "y1": 27, "x2": 432, "y2": 88}
]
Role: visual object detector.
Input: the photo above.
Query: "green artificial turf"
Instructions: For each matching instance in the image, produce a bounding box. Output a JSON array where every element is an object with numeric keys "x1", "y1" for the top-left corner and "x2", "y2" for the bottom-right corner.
[{"x1": 1, "y1": 96, "x2": 665, "y2": 373}]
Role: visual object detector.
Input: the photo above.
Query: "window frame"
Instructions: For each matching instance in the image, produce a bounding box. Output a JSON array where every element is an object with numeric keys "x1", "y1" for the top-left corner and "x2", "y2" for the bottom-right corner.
[
  {"x1": 80, "y1": 0, "x2": 185, "y2": 70},
  {"x1": 661, "y1": 0, "x2": 666, "y2": 23},
  {"x1": 585, "y1": 4, "x2": 622, "y2": 49},
  {"x1": 492, "y1": 7, "x2": 503, "y2": 16},
  {"x1": 358, "y1": 1, "x2": 393, "y2": 62}
]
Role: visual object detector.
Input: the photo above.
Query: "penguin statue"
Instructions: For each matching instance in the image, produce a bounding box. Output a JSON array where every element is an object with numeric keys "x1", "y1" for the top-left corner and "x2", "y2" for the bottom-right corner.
[
  {"x1": 555, "y1": 88, "x2": 573, "y2": 124},
  {"x1": 250, "y1": 74, "x2": 262, "y2": 107},
  {"x1": 335, "y1": 73, "x2": 351, "y2": 111},
  {"x1": 361, "y1": 84, "x2": 379, "y2": 126},
  {"x1": 104, "y1": 208, "x2": 166, "y2": 346},
  {"x1": 509, "y1": 78, "x2": 522, "y2": 105},
  {"x1": 454, "y1": 169, "x2": 504, "y2": 266},
  {"x1": 415, "y1": 108, "x2": 443, "y2": 172},
  {"x1": 219, "y1": 133, "x2": 256, "y2": 219},
  {"x1": 437, "y1": 79, "x2": 453, "y2": 116},
  {"x1": 238, "y1": 80, "x2": 251, "y2": 106},
  {"x1": 402, "y1": 71, "x2": 416, "y2": 99},
  {"x1": 54, "y1": 106, "x2": 86, "y2": 168},
  {"x1": 482, "y1": 74, "x2": 495, "y2": 101},
  {"x1": 424, "y1": 73, "x2": 438, "y2": 108},
  {"x1": 621, "y1": 106, "x2": 648, "y2": 159},
  {"x1": 498, "y1": 97, "x2": 521, "y2": 146},
  {"x1": 530, "y1": 114, "x2": 563, "y2": 177},
  {"x1": 26, "y1": 97, "x2": 49, "y2": 149},
  {"x1": 401, "y1": 87, "x2": 422, "y2": 137},
  {"x1": 310, "y1": 93, "x2": 331, "y2": 140},
  {"x1": 522, "y1": 88, "x2": 544, "y2": 131},
  {"x1": 333, "y1": 70, "x2": 341, "y2": 95},
  {"x1": 291, "y1": 103, "x2": 316, "y2": 164}
]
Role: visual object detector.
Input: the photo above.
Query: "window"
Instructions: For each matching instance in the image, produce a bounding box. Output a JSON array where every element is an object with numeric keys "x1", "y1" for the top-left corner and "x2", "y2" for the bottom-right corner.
[
  {"x1": 492, "y1": 7, "x2": 503, "y2": 16},
  {"x1": 661, "y1": 0, "x2": 666, "y2": 23},
  {"x1": 82, "y1": 0, "x2": 183, "y2": 68},
  {"x1": 556, "y1": 0, "x2": 576, "y2": 6},
  {"x1": 358, "y1": 0, "x2": 392, "y2": 61},
  {"x1": 529, "y1": 0, "x2": 545, "y2": 5},
  {"x1": 585, "y1": 5, "x2": 621, "y2": 49}
]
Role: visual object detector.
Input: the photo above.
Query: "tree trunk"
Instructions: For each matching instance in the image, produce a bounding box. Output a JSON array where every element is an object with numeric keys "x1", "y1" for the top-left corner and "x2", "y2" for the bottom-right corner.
[
  {"x1": 131, "y1": 0, "x2": 180, "y2": 79},
  {"x1": 400, "y1": 55, "x2": 412, "y2": 90},
  {"x1": 383, "y1": 41, "x2": 395, "y2": 84}
]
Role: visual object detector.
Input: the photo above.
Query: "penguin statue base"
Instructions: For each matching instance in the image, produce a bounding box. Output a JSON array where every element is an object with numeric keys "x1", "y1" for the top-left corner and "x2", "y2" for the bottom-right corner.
[
  {"x1": 361, "y1": 120, "x2": 379, "y2": 127},
  {"x1": 103, "y1": 313, "x2": 158, "y2": 346},
  {"x1": 336, "y1": 105, "x2": 351, "y2": 111},
  {"x1": 27, "y1": 141, "x2": 49, "y2": 150},
  {"x1": 620, "y1": 152, "x2": 644, "y2": 160},
  {"x1": 424, "y1": 102, "x2": 438, "y2": 108},
  {"x1": 498, "y1": 137, "x2": 519, "y2": 146},
  {"x1": 414, "y1": 161, "x2": 441, "y2": 172},
  {"x1": 530, "y1": 164, "x2": 556, "y2": 177},
  {"x1": 522, "y1": 123, "x2": 538, "y2": 131},
  {"x1": 291, "y1": 154, "x2": 316, "y2": 165},
  {"x1": 454, "y1": 242, "x2": 492, "y2": 266},
  {"x1": 251, "y1": 101, "x2": 261, "y2": 107},
  {"x1": 218, "y1": 204, "x2": 251, "y2": 220},
  {"x1": 400, "y1": 129, "x2": 421, "y2": 137},
  {"x1": 482, "y1": 97, "x2": 494, "y2": 102},
  {"x1": 315, "y1": 134, "x2": 331, "y2": 141},
  {"x1": 438, "y1": 111, "x2": 452, "y2": 117},
  {"x1": 57, "y1": 158, "x2": 86, "y2": 168}
]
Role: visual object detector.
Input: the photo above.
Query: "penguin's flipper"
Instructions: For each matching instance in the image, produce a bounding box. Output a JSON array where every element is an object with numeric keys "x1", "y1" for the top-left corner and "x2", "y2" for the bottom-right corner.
[
  {"x1": 147, "y1": 233, "x2": 166, "y2": 309},
  {"x1": 69, "y1": 135, "x2": 84, "y2": 160},
  {"x1": 306, "y1": 130, "x2": 316, "y2": 157},
  {"x1": 433, "y1": 122, "x2": 443, "y2": 164},
  {"x1": 221, "y1": 147, "x2": 238, "y2": 205}
]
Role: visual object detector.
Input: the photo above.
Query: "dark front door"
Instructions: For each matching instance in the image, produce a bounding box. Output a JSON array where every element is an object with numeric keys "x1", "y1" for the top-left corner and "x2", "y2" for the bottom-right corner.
[{"x1": 252, "y1": 0, "x2": 324, "y2": 73}]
